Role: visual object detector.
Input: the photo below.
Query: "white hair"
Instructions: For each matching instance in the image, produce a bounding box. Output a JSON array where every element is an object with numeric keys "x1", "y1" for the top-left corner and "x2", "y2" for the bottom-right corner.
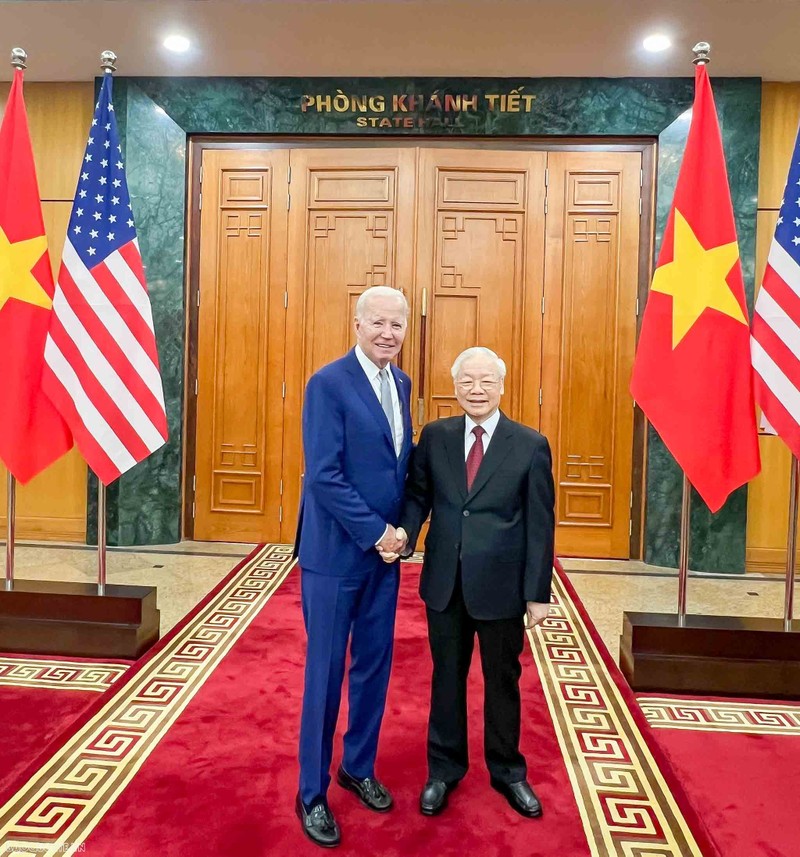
[
  {"x1": 355, "y1": 286, "x2": 409, "y2": 319},
  {"x1": 451, "y1": 347, "x2": 507, "y2": 380}
]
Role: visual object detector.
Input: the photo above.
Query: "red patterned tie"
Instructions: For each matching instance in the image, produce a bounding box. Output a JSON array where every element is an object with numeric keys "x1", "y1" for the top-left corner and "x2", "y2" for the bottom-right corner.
[{"x1": 466, "y1": 425, "x2": 485, "y2": 491}]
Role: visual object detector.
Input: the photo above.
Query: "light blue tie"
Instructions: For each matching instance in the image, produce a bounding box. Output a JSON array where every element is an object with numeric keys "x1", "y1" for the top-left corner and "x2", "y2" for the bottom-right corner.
[{"x1": 379, "y1": 368, "x2": 397, "y2": 453}]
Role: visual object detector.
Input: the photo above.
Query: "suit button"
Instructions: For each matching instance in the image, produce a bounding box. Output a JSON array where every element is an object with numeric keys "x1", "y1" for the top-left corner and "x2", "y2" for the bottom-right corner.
[{"x1": 463, "y1": 510, "x2": 470, "y2": 517}]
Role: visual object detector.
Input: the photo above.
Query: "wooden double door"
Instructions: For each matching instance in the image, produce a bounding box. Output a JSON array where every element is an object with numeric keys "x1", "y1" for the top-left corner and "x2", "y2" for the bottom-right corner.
[{"x1": 191, "y1": 143, "x2": 644, "y2": 558}]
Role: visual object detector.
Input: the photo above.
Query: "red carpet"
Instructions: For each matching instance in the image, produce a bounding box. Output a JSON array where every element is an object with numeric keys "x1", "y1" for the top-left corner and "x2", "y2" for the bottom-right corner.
[
  {"x1": 639, "y1": 694, "x2": 800, "y2": 857},
  {"x1": 0, "y1": 546, "x2": 716, "y2": 855},
  {"x1": 54, "y1": 562, "x2": 590, "y2": 856},
  {"x1": 0, "y1": 655, "x2": 128, "y2": 801}
]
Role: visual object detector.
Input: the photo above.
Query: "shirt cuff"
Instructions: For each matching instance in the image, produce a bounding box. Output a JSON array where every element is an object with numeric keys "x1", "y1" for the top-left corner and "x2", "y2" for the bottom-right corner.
[{"x1": 375, "y1": 523, "x2": 390, "y2": 547}]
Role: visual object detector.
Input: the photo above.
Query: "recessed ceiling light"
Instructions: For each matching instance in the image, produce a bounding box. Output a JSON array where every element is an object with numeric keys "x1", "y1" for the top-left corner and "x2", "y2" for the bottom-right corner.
[
  {"x1": 643, "y1": 34, "x2": 672, "y2": 53},
  {"x1": 164, "y1": 34, "x2": 190, "y2": 53}
]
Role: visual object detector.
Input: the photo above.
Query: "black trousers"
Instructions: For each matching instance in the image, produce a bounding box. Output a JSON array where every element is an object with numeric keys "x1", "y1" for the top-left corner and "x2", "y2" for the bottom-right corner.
[{"x1": 425, "y1": 571, "x2": 526, "y2": 785}]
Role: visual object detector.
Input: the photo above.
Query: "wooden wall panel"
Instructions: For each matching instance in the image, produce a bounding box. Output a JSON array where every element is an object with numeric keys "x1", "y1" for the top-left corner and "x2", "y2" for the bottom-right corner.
[
  {"x1": 193, "y1": 150, "x2": 289, "y2": 543},
  {"x1": 542, "y1": 151, "x2": 641, "y2": 559},
  {"x1": 413, "y1": 149, "x2": 546, "y2": 431},
  {"x1": 0, "y1": 451, "x2": 87, "y2": 542},
  {"x1": 758, "y1": 82, "x2": 800, "y2": 209},
  {"x1": 0, "y1": 82, "x2": 93, "y2": 200}
]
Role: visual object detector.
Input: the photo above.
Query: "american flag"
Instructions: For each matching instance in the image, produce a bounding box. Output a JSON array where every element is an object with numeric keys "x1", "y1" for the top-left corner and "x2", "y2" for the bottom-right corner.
[
  {"x1": 751, "y1": 124, "x2": 800, "y2": 458},
  {"x1": 42, "y1": 74, "x2": 167, "y2": 485}
]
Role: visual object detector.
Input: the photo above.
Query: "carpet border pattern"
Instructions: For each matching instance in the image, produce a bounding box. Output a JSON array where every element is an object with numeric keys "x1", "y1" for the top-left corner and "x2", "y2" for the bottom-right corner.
[
  {"x1": 639, "y1": 697, "x2": 800, "y2": 735},
  {"x1": 0, "y1": 658, "x2": 128, "y2": 693},
  {"x1": 0, "y1": 550, "x2": 708, "y2": 857},
  {"x1": 0, "y1": 544, "x2": 294, "y2": 857},
  {"x1": 528, "y1": 573, "x2": 704, "y2": 857}
]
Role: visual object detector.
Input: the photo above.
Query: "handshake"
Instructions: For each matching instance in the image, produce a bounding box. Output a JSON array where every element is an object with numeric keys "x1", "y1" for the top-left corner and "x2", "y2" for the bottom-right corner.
[{"x1": 376, "y1": 524, "x2": 408, "y2": 563}]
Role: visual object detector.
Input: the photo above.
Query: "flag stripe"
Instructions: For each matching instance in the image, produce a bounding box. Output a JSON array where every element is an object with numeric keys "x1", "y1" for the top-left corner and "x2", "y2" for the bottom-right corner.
[
  {"x1": 752, "y1": 337, "x2": 800, "y2": 428},
  {"x1": 92, "y1": 253, "x2": 158, "y2": 366},
  {"x1": 114, "y1": 238, "x2": 153, "y2": 316},
  {"x1": 41, "y1": 363, "x2": 124, "y2": 486},
  {"x1": 63, "y1": 241, "x2": 165, "y2": 405},
  {"x1": 768, "y1": 237, "x2": 800, "y2": 299},
  {"x1": 55, "y1": 261, "x2": 168, "y2": 437},
  {"x1": 49, "y1": 286, "x2": 166, "y2": 453},
  {"x1": 754, "y1": 376, "x2": 800, "y2": 460},
  {"x1": 44, "y1": 336, "x2": 137, "y2": 474},
  {"x1": 752, "y1": 289, "x2": 800, "y2": 394},
  {"x1": 759, "y1": 263, "x2": 800, "y2": 330},
  {"x1": 48, "y1": 317, "x2": 153, "y2": 463}
]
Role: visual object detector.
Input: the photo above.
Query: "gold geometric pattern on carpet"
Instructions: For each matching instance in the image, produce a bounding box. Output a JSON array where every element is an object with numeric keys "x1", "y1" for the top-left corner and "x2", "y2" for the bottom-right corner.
[
  {"x1": 0, "y1": 544, "x2": 295, "y2": 856},
  {"x1": 0, "y1": 658, "x2": 128, "y2": 693},
  {"x1": 640, "y1": 697, "x2": 800, "y2": 735},
  {"x1": 527, "y1": 574, "x2": 705, "y2": 857}
]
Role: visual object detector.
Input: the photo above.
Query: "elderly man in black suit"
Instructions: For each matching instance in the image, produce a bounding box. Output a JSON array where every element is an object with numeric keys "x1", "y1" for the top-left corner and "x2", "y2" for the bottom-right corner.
[{"x1": 393, "y1": 346, "x2": 555, "y2": 819}]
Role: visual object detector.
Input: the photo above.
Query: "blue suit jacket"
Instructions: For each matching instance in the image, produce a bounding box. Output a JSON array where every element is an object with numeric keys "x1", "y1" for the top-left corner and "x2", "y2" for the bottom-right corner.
[{"x1": 296, "y1": 349, "x2": 413, "y2": 576}]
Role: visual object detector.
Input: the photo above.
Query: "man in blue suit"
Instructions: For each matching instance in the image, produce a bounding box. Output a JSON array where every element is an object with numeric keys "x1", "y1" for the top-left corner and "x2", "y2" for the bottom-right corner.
[{"x1": 295, "y1": 286, "x2": 413, "y2": 848}]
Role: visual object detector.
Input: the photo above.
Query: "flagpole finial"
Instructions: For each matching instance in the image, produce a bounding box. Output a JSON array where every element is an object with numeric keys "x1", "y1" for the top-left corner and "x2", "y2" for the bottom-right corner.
[
  {"x1": 100, "y1": 50, "x2": 117, "y2": 74},
  {"x1": 10, "y1": 48, "x2": 27, "y2": 70},
  {"x1": 692, "y1": 42, "x2": 711, "y2": 66}
]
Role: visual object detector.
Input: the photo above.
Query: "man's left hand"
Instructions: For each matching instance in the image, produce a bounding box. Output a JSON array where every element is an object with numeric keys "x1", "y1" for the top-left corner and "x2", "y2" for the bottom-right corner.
[{"x1": 525, "y1": 601, "x2": 550, "y2": 628}]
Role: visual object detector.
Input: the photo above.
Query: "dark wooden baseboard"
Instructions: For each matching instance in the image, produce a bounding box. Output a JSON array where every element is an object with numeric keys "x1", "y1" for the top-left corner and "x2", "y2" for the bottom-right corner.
[
  {"x1": 0, "y1": 579, "x2": 160, "y2": 659},
  {"x1": 620, "y1": 611, "x2": 800, "y2": 699}
]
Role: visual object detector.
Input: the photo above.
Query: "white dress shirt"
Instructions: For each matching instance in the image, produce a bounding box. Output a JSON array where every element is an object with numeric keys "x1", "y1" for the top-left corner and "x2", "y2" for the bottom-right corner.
[
  {"x1": 464, "y1": 409, "x2": 500, "y2": 459},
  {"x1": 355, "y1": 345, "x2": 404, "y2": 456}
]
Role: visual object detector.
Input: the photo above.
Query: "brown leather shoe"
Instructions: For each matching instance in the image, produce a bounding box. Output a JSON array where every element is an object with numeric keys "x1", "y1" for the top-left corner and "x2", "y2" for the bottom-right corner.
[{"x1": 490, "y1": 778, "x2": 543, "y2": 818}]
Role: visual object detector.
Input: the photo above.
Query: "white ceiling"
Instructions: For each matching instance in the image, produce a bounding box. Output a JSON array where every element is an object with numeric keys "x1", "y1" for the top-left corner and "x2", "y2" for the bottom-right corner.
[{"x1": 0, "y1": 0, "x2": 798, "y2": 82}]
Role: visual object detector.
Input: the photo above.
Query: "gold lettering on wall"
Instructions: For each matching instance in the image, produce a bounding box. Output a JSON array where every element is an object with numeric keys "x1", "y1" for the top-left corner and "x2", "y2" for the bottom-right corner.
[{"x1": 299, "y1": 87, "x2": 538, "y2": 130}]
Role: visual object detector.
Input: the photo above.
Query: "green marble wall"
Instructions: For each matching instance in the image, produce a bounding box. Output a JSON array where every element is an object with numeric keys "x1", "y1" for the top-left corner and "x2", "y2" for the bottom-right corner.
[{"x1": 95, "y1": 75, "x2": 760, "y2": 572}]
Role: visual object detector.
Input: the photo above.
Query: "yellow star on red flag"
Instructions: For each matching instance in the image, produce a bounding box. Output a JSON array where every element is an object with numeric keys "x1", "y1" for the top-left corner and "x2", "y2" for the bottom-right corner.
[
  {"x1": 651, "y1": 209, "x2": 744, "y2": 348},
  {"x1": 0, "y1": 225, "x2": 51, "y2": 313},
  {"x1": 629, "y1": 63, "x2": 760, "y2": 513}
]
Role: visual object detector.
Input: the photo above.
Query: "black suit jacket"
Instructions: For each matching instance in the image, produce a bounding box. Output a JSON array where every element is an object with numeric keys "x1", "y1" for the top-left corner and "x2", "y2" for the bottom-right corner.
[{"x1": 401, "y1": 413, "x2": 555, "y2": 620}]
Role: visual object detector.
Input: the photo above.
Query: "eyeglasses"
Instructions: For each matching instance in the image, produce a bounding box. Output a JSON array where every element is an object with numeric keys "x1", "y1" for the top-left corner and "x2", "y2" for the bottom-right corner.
[{"x1": 455, "y1": 378, "x2": 501, "y2": 392}]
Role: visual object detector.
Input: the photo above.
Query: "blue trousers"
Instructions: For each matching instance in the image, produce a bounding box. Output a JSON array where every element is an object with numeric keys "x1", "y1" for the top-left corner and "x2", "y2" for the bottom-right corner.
[{"x1": 298, "y1": 563, "x2": 399, "y2": 807}]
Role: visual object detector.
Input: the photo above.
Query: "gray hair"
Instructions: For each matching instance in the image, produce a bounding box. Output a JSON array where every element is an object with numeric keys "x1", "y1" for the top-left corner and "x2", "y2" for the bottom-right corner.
[
  {"x1": 451, "y1": 347, "x2": 507, "y2": 380},
  {"x1": 355, "y1": 286, "x2": 409, "y2": 319}
]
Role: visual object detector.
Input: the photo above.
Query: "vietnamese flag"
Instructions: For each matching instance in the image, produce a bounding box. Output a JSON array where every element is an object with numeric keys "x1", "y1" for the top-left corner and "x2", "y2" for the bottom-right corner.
[
  {"x1": 0, "y1": 68, "x2": 72, "y2": 482},
  {"x1": 630, "y1": 64, "x2": 760, "y2": 513}
]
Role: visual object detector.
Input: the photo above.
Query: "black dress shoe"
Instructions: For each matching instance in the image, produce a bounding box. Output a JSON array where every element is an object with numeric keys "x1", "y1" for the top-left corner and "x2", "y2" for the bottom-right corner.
[
  {"x1": 420, "y1": 778, "x2": 458, "y2": 816},
  {"x1": 490, "y1": 778, "x2": 543, "y2": 818},
  {"x1": 336, "y1": 765, "x2": 393, "y2": 812},
  {"x1": 295, "y1": 794, "x2": 341, "y2": 848}
]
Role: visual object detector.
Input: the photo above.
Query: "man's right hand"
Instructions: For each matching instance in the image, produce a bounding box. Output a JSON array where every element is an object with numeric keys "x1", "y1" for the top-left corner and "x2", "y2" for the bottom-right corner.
[
  {"x1": 377, "y1": 524, "x2": 407, "y2": 559},
  {"x1": 377, "y1": 524, "x2": 407, "y2": 554}
]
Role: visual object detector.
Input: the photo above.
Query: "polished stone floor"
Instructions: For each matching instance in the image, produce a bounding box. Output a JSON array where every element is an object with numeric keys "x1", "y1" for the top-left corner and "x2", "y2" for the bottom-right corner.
[{"x1": 3, "y1": 541, "x2": 795, "y2": 662}]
